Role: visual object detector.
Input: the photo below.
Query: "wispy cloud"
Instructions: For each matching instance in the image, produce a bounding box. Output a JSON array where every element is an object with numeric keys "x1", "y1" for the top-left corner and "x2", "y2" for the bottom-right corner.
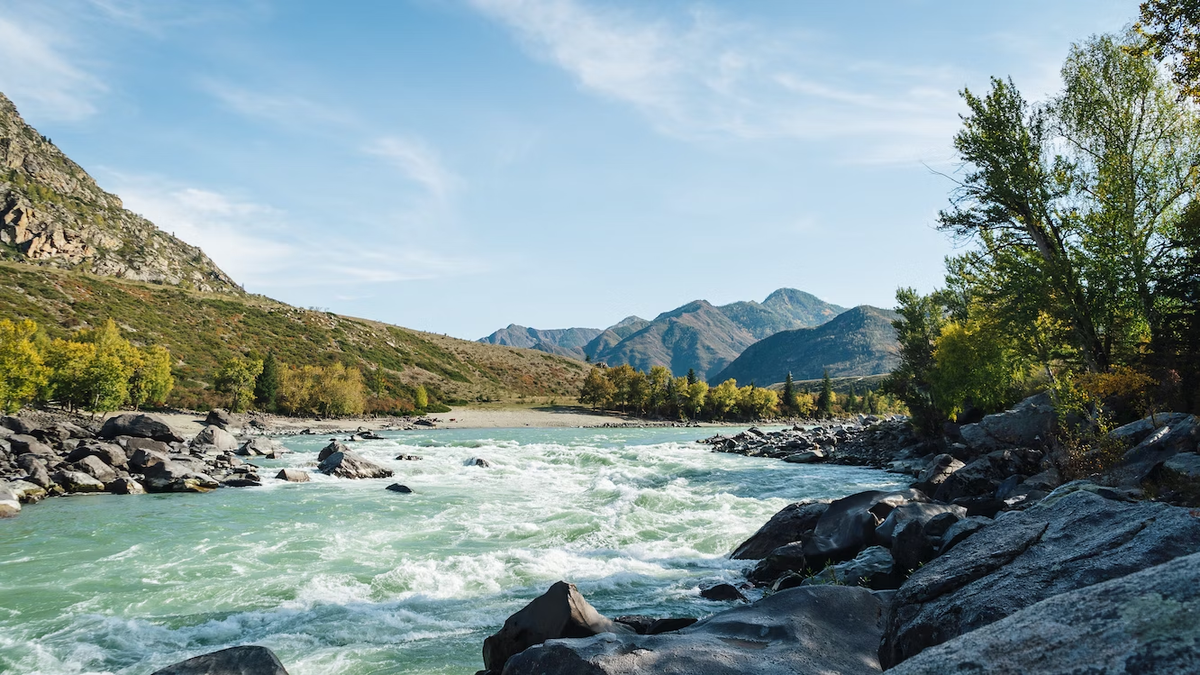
[
  {"x1": 203, "y1": 80, "x2": 357, "y2": 131},
  {"x1": 0, "y1": 17, "x2": 107, "y2": 121},
  {"x1": 469, "y1": 0, "x2": 967, "y2": 163},
  {"x1": 365, "y1": 136, "x2": 460, "y2": 201}
]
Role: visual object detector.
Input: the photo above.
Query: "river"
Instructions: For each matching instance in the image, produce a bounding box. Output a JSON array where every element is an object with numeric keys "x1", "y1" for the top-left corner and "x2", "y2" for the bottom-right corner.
[{"x1": 0, "y1": 426, "x2": 904, "y2": 674}]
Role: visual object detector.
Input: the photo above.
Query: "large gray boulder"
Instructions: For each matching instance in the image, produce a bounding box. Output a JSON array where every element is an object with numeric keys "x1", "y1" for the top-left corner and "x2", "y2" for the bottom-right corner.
[
  {"x1": 239, "y1": 437, "x2": 285, "y2": 457},
  {"x1": 317, "y1": 440, "x2": 351, "y2": 462},
  {"x1": 802, "y1": 489, "x2": 927, "y2": 568},
  {"x1": 932, "y1": 448, "x2": 1042, "y2": 503},
  {"x1": 502, "y1": 585, "x2": 885, "y2": 675},
  {"x1": 151, "y1": 645, "x2": 289, "y2": 675},
  {"x1": 8, "y1": 434, "x2": 54, "y2": 456},
  {"x1": 99, "y1": 414, "x2": 183, "y2": 443},
  {"x1": 16, "y1": 454, "x2": 53, "y2": 488},
  {"x1": 52, "y1": 470, "x2": 105, "y2": 493},
  {"x1": 483, "y1": 581, "x2": 633, "y2": 673},
  {"x1": 72, "y1": 454, "x2": 118, "y2": 484},
  {"x1": 66, "y1": 442, "x2": 128, "y2": 469},
  {"x1": 204, "y1": 409, "x2": 236, "y2": 430},
  {"x1": 0, "y1": 484, "x2": 20, "y2": 517},
  {"x1": 801, "y1": 545, "x2": 897, "y2": 589},
  {"x1": 959, "y1": 393, "x2": 1055, "y2": 452},
  {"x1": 1109, "y1": 413, "x2": 1192, "y2": 446},
  {"x1": 1111, "y1": 414, "x2": 1199, "y2": 486},
  {"x1": 316, "y1": 450, "x2": 393, "y2": 479},
  {"x1": 730, "y1": 501, "x2": 829, "y2": 560},
  {"x1": 275, "y1": 469, "x2": 310, "y2": 483},
  {"x1": 874, "y1": 503, "x2": 966, "y2": 547},
  {"x1": 192, "y1": 425, "x2": 239, "y2": 452},
  {"x1": 888, "y1": 551, "x2": 1200, "y2": 674},
  {"x1": 880, "y1": 488, "x2": 1200, "y2": 668}
]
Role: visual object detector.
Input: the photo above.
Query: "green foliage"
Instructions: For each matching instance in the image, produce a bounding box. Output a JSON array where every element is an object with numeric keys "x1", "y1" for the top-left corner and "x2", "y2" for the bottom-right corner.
[
  {"x1": 414, "y1": 384, "x2": 429, "y2": 411},
  {"x1": 129, "y1": 345, "x2": 174, "y2": 409},
  {"x1": 929, "y1": 316, "x2": 1030, "y2": 421},
  {"x1": 214, "y1": 357, "x2": 264, "y2": 412},
  {"x1": 781, "y1": 372, "x2": 796, "y2": 415},
  {"x1": 884, "y1": 289, "x2": 950, "y2": 435},
  {"x1": 817, "y1": 370, "x2": 835, "y2": 419},
  {"x1": 254, "y1": 351, "x2": 281, "y2": 412},
  {"x1": 0, "y1": 319, "x2": 47, "y2": 413},
  {"x1": 1136, "y1": 0, "x2": 1200, "y2": 102},
  {"x1": 707, "y1": 379, "x2": 739, "y2": 420},
  {"x1": 579, "y1": 367, "x2": 617, "y2": 409},
  {"x1": 277, "y1": 363, "x2": 366, "y2": 416}
]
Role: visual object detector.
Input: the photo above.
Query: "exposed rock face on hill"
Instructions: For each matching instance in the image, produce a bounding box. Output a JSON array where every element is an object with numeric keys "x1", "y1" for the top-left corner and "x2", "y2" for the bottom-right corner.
[
  {"x1": 711, "y1": 305, "x2": 900, "y2": 386},
  {"x1": 478, "y1": 325, "x2": 604, "y2": 360},
  {"x1": 0, "y1": 93, "x2": 239, "y2": 293}
]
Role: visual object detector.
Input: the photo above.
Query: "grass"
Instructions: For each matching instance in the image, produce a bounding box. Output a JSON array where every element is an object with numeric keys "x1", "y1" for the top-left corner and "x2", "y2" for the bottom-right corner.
[{"x1": 0, "y1": 262, "x2": 590, "y2": 410}]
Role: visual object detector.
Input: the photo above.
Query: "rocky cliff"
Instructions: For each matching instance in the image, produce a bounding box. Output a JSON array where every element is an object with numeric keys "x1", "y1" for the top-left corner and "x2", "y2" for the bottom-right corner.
[{"x1": 0, "y1": 93, "x2": 239, "y2": 293}]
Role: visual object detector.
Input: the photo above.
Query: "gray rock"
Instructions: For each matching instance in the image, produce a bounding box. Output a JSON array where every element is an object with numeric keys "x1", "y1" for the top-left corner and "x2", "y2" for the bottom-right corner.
[
  {"x1": 121, "y1": 436, "x2": 172, "y2": 456},
  {"x1": 802, "y1": 545, "x2": 896, "y2": 589},
  {"x1": 748, "y1": 542, "x2": 809, "y2": 586},
  {"x1": 129, "y1": 447, "x2": 170, "y2": 473},
  {"x1": 8, "y1": 434, "x2": 54, "y2": 456},
  {"x1": 483, "y1": 580, "x2": 633, "y2": 673},
  {"x1": 72, "y1": 454, "x2": 118, "y2": 483},
  {"x1": 192, "y1": 425, "x2": 238, "y2": 452},
  {"x1": 959, "y1": 392, "x2": 1055, "y2": 451},
  {"x1": 275, "y1": 469, "x2": 310, "y2": 483},
  {"x1": 912, "y1": 453, "x2": 964, "y2": 494},
  {"x1": 469, "y1": 457, "x2": 492, "y2": 467},
  {"x1": 66, "y1": 442, "x2": 128, "y2": 469},
  {"x1": 1112, "y1": 415, "x2": 1200, "y2": 486},
  {"x1": 16, "y1": 454, "x2": 53, "y2": 488},
  {"x1": 880, "y1": 489, "x2": 1200, "y2": 668},
  {"x1": 239, "y1": 437, "x2": 285, "y2": 457},
  {"x1": 6, "y1": 479, "x2": 46, "y2": 503},
  {"x1": 1163, "y1": 452, "x2": 1200, "y2": 479},
  {"x1": 933, "y1": 448, "x2": 1042, "y2": 503},
  {"x1": 730, "y1": 501, "x2": 829, "y2": 560},
  {"x1": 938, "y1": 516, "x2": 992, "y2": 553},
  {"x1": 874, "y1": 503, "x2": 966, "y2": 547},
  {"x1": 385, "y1": 483, "x2": 413, "y2": 493},
  {"x1": 888, "y1": 551, "x2": 1200, "y2": 675},
  {"x1": 0, "y1": 415, "x2": 32, "y2": 435},
  {"x1": 395, "y1": 454, "x2": 423, "y2": 461},
  {"x1": 1108, "y1": 412, "x2": 1192, "y2": 446},
  {"x1": 699, "y1": 583, "x2": 747, "y2": 602},
  {"x1": 802, "y1": 489, "x2": 927, "y2": 567},
  {"x1": 150, "y1": 645, "x2": 289, "y2": 675},
  {"x1": 891, "y1": 519, "x2": 935, "y2": 573},
  {"x1": 502, "y1": 585, "x2": 884, "y2": 675},
  {"x1": 921, "y1": 511, "x2": 962, "y2": 540},
  {"x1": 108, "y1": 477, "x2": 146, "y2": 495},
  {"x1": 99, "y1": 414, "x2": 183, "y2": 443},
  {"x1": 317, "y1": 450, "x2": 393, "y2": 479},
  {"x1": 144, "y1": 472, "x2": 219, "y2": 493},
  {"x1": 0, "y1": 484, "x2": 19, "y2": 517},
  {"x1": 204, "y1": 409, "x2": 236, "y2": 430},
  {"x1": 782, "y1": 450, "x2": 824, "y2": 463},
  {"x1": 52, "y1": 470, "x2": 105, "y2": 493},
  {"x1": 317, "y1": 440, "x2": 350, "y2": 462}
]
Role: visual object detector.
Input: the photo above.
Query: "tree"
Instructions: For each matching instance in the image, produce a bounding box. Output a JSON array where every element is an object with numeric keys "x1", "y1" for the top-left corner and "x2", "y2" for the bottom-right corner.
[
  {"x1": 255, "y1": 351, "x2": 281, "y2": 411},
  {"x1": 884, "y1": 289, "x2": 949, "y2": 435},
  {"x1": 738, "y1": 385, "x2": 779, "y2": 420},
  {"x1": 684, "y1": 380, "x2": 709, "y2": 419},
  {"x1": 817, "y1": 370, "x2": 835, "y2": 419},
  {"x1": 606, "y1": 364, "x2": 637, "y2": 412},
  {"x1": 686, "y1": 368, "x2": 697, "y2": 386},
  {"x1": 647, "y1": 366, "x2": 672, "y2": 412},
  {"x1": 708, "y1": 379, "x2": 739, "y2": 420},
  {"x1": 579, "y1": 367, "x2": 616, "y2": 409},
  {"x1": 1137, "y1": 0, "x2": 1200, "y2": 101},
  {"x1": 414, "y1": 384, "x2": 429, "y2": 411},
  {"x1": 0, "y1": 319, "x2": 47, "y2": 413},
  {"x1": 214, "y1": 357, "x2": 264, "y2": 412},
  {"x1": 846, "y1": 385, "x2": 858, "y2": 413},
  {"x1": 129, "y1": 345, "x2": 174, "y2": 409},
  {"x1": 781, "y1": 372, "x2": 796, "y2": 415}
]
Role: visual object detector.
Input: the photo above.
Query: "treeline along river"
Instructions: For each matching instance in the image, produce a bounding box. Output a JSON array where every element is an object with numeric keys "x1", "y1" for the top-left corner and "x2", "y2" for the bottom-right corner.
[{"x1": 0, "y1": 427, "x2": 903, "y2": 674}]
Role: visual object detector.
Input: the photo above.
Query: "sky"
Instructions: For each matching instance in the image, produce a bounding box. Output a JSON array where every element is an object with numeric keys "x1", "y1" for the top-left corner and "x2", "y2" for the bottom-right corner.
[{"x1": 0, "y1": 0, "x2": 1139, "y2": 340}]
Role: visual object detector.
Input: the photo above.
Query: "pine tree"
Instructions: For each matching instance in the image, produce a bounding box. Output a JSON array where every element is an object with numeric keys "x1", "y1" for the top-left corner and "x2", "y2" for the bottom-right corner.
[
  {"x1": 817, "y1": 370, "x2": 835, "y2": 419},
  {"x1": 781, "y1": 372, "x2": 796, "y2": 415},
  {"x1": 255, "y1": 352, "x2": 281, "y2": 412},
  {"x1": 687, "y1": 368, "x2": 697, "y2": 386}
]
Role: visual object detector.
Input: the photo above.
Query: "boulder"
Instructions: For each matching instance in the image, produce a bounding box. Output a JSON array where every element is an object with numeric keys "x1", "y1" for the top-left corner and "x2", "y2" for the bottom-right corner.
[
  {"x1": 239, "y1": 437, "x2": 285, "y2": 457},
  {"x1": 802, "y1": 545, "x2": 897, "y2": 589},
  {"x1": 52, "y1": 470, "x2": 105, "y2": 493},
  {"x1": 150, "y1": 645, "x2": 289, "y2": 675},
  {"x1": 66, "y1": 442, "x2": 128, "y2": 469},
  {"x1": 108, "y1": 477, "x2": 146, "y2": 495},
  {"x1": 958, "y1": 392, "x2": 1055, "y2": 452},
  {"x1": 8, "y1": 434, "x2": 54, "y2": 456},
  {"x1": 502, "y1": 585, "x2": 885, "y2": 675},
  {"x1": 911, "y1": 454, "x2": 964, "y2": 494},
  {"x1": 191, "y1": 425, "x2": 238, "y2": 452},
  {"x1": 933, "y1": 448, "x2": 1042, "y2": 503},
  {"x1": 1163, "y1": 452, "x2": 1200, "y2": 479},
  {"x1": 317, "y1": 441, "x2": 350, "y2": 462},
  {"x1": 482, "y1": 581, "x2": 633, "y2": 673},
  {"x1": 72, "y1": 454, "x2": 118, "y2": 484},
  {"x1": 782, "y1": 450, "x2": 824, "y2": 463},
  {"x1": 937, "y1": 516, "x2": 992, "y2": 553},
  {"x1": 122, "y1": 436, "x2": 173, "y2": 456},
  {"x1": 748, "y1": 542, "x2": 809, "y2": 586},
  {"x1": 888, "y1": 551, "x2": 1200, "y2": 675},
  {"x1": 7, "y1": 479, "x2": 46, "y2": 503},
  {"x1": 880, "y1": 489, "x2": 1200, "y2": 668},
  {"x1": 891, "y1": 519, "x2": 935, "y2": 573},
  {"x1": 874, "y1": 503, "x2": 966, "y2": 547},
  {"x1": 699, "y1": 583, "x2": 746, "y2": 602},
  {"x1": 612, "y1": 616, "x2": 698, "y2": 636},
  {"x1": 1108, "y1": 412, "x2": 1192, "y2": 446},
  {"x1": 802, "y1": 489, "x2": 927, "y2": 568},
  {"x1": 275, "y1": 469, "x2": 310, "y2": 483},
  {"x1": 921, "y1": 511, "x2": 962, "y2": 541},
  {"x1": 317, "y1": 450, "x2": 393, "y2": 479},
  {"x1": 16, "y1": 454, "x2": 53, "y2": 488},
  {"x1": 99, "y1": 414, "x2": 183, "y2": 442},
  {"x1": 0, "y1": 484, "x2": 20, "y2": 517},
  {"x1": 394, "y1": 454, "x2": 423, "y2": 461},
  {"x1": 144, "y1": 473, "x2": 219, "y2": 493},
  {"x1": 204, "y1": 409, "x2": 235, "y2": 430},
  {"x1": 469, "y1": 457, "x2": 492, "y2": 468},
  {"x1": 730, "y1": 501, "x2": 829, "y2": 560},
  {"x1": 1112, "y1": 415, "x2": 1200, "y2": 486},
  {"x1": 0, "y1": 415, "x2": 33, "y2": 435},
  {"x1": 129, "y1": 447, "x2": 170, "y2": 473},
  {"x1": 385, "y1": 483, "x2": 413, "y2": 493}
]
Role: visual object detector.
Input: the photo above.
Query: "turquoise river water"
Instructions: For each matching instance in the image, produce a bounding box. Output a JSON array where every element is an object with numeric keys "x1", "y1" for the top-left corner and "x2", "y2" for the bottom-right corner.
[{"x1": 0, "y1": 426, "x2": 904, "y2": 675}]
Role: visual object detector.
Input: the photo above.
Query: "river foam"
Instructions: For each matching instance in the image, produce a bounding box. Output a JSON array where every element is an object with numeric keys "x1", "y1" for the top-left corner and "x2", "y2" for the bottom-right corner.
[{"x1": 0, "y1": 426, "x2": 904, "y2": 674}]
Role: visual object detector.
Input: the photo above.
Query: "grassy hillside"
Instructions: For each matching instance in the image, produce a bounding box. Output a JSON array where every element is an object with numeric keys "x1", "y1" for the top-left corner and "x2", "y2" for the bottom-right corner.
[
  {"x1": 0, "y1": 262, "x2": 589, "y2": 411},
  {"x1": 710, "y1": 306, "x2": 900, "y2": 386}
]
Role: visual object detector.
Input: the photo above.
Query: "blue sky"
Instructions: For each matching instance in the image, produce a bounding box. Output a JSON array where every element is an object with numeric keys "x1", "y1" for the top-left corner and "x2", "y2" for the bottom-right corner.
[{"x1": 0, "y1": 0, "x2": 1137, "y2": 339}]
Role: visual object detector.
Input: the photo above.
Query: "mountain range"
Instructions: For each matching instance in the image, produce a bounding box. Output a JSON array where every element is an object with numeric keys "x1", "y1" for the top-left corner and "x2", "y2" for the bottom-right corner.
[
  {"x1": 0, "y1": 92, "x2": 588, "y2": 408},
  {"x1": 480, "y1": 288, "x2": 852, "y2": 381}
]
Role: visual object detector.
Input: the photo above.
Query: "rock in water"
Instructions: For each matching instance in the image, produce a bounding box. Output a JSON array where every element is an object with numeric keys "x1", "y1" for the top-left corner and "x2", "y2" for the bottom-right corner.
[
  {"x1": 502, "y1": 586, "x2": 884, "y2": 675},
  {"x1": 482, "y1": 580, "x2": 633, "y2": 673},
  {"x1": 888, "y1": 551, "x2": 1200, "y2": 674},
  {"x1": 0, "y1": 485, "x2": 20, "y2": 517},
  {"x1": 98, "y1": 414, "x2": 183, "y2": 443},
  {"x1": 150, "y1": 645, "x2": 289, "y2": 675},
  {"x1": 317, "y1": 450, "x2": 393, "y2": 479},
  {"x1": 699, "y1": 583, "x2": 746, "y2": 602},
  {"x1": 275, "y1": 469, "x2": 310, "y2": 483},
  {"x1": 880, "y1": 488, "x2": 1200, "y2": 668},
  {"x1": 239, "y1": 437, "x2": 285, "y2": 457},
  {"x1": 385, "y1": 483, "x2": 413, "y2": 493},
  {"x1": 730, "y1": 500, "x2": 829, "y2": 560},
  {"x1": 318, "y1": 440, "x2": 351, "y2": 462}
]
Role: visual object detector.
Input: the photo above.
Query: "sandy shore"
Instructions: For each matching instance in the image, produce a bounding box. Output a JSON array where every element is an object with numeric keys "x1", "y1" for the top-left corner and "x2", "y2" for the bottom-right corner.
[{"x1": 120, "y1": 406, "x2": 666, "y2": 438}]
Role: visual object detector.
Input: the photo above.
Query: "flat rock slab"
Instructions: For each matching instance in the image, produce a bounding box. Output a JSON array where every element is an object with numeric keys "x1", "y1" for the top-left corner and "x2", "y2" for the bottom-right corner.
[
  {"x1": 880, "y1": 488, "x2": 1200, "y2": 668},
  {"x1": 502, "y1": 585, "x2": 884, "y2": 675},
  {"x1": 151, "y1": 645, "x2": 289, "y2": 675},
  {"x1": 888, "y1": 551, "x2": 1200, "y2": 674}
]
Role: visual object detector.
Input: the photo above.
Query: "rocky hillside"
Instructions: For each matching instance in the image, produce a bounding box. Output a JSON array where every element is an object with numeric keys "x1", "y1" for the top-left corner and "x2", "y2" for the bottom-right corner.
[
  {"x1": 0, "y1": 93, "x2": 239, "y2": 293},
  {"x1": 0, "y1": 262, "x2": 588, "y2": 409},
  {"x1": 478, "y1": 325, "x2": 604, "y2": 360},
  {"x1": 711, "y1": 305, "x2": 900, "y2": 385},
  {"x1": 480, "y1": 289, "x2": 846, "y2": 380}
]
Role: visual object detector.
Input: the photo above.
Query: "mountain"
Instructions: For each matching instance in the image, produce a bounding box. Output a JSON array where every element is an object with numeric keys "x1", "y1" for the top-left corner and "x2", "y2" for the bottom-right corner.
[
  {"x1": 478, "y1": 324, "x2": 604, "y2": 360},
  {"x1": 0, "y1": 92, "x2": 588, "y2": 409},
  {"x1": 0, "y1": 93, "x2": 239, "y2": 293},
  {"x1": 710, "y1": 305, "x2": 901, "y2": 386},
  {"x1": 719, "y1": 288, "x2": 847, "y2": 339},
  {"x1": 581, "y1": 315, "x2": 650, "y2": 359}
]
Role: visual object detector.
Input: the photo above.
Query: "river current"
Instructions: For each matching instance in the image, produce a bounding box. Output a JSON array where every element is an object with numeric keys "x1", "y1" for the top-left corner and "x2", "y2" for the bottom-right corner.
[{"x1": 0, "y1": 426, "x2": 904, "y2": 674}]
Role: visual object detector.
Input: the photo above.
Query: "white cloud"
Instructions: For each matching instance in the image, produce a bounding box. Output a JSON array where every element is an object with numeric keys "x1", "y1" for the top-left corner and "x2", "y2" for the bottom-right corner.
[
  {"x1": 365, "y1": 136, "x2": 461, "y2": 201},
  {"x1": 469, "y1": 0, "x2": 967, "y2": 163},
  {"x1": 0, "y1": 17, "x2": 106, "y2": 121}
]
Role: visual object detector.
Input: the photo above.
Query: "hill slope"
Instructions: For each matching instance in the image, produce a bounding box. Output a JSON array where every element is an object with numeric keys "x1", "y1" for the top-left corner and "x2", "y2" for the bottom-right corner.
[
  {"x1": 710, "y1": 305, "x2": 900, "y2": 386},
  {"x1": 478, "y1": 324, "x2": 603, "y2": 360},
  {"x1": 0, "y1": 262, "x2": 588, "y2": 409},
  {"x1": 0, "y1": 94, "x2": 239, "y2": 293}
]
